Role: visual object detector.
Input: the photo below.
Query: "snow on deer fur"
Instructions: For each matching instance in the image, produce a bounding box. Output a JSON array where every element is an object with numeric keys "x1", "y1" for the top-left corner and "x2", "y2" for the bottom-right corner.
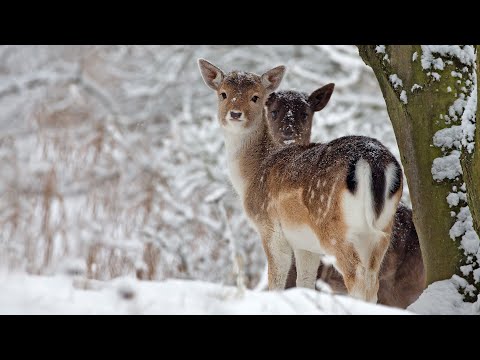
[{"x1": 198, "y1": 59, "x2": 404, "y2": 303}]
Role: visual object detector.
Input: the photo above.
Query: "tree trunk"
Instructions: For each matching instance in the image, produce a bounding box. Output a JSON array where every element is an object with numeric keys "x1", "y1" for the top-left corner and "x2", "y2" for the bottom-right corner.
[
  {"x1": 358, "y1": 45, "x2": 479, "y2": 291},
  {"x1": 462, "y1": 46, "x2": 480, "y2": 232}
]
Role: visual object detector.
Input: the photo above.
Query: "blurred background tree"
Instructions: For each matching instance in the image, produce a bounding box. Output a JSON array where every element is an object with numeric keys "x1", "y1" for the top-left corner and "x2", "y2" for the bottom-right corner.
[{"x1": 0, "y1": 45, "x2": 404, "y2": 288}]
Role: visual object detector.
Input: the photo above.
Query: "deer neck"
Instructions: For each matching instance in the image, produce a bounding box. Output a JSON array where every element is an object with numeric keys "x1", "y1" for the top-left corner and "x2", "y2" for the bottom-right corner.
[{"x1": 223, "y1": 116, "x2": 273, "y2": 200}]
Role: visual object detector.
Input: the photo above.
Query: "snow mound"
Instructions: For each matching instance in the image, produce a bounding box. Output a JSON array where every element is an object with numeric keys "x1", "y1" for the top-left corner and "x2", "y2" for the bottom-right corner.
[
  {"x1": 408, "y1": 278, "x2": 480, "y2": 315},
  {"x1": 0, "y1": 273, "x2": 412, "y2": 315}
]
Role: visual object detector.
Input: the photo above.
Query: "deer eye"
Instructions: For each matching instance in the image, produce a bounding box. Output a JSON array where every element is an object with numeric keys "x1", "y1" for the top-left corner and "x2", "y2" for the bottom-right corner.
[
  {"x1": 251, "y1": 95, "x2": 259, "y2": 103},
  {"x1": 221, "y1": 92, "x2": 227, "y2": 100},
  {"x1": 271, "y1": 110, "x2": 278, "y2": 119},
  {"x1": 302, "y1": 112, "x2": 308, "y2": 120}
]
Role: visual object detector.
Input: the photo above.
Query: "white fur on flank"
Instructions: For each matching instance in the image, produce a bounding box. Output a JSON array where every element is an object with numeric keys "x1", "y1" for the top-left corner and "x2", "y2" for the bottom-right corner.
[{"x1": 283, "y1": 224, "x2": 324, "y2": 254}]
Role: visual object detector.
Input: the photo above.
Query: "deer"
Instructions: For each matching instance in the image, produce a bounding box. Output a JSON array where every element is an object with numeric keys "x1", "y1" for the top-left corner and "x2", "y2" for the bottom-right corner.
[
  {"x1": 198, "y1": 59, "x2": 403, "y2": 303},
  {"x1": 266, "y1": 86, "x2": 425, "y2": 308}
]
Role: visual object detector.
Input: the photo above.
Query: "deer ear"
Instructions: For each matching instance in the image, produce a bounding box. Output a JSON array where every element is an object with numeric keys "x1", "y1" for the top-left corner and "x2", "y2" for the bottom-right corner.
[
  {"x1": 308, "y1": 83, "x2": 335, "y2": 112},
  {"x1": 198, "y1": 58, "x2": 225, "y2": 90},
  {"x1": 266, "y1": 92, "x2": 277, "y2": 107},
  {"x1": 261, "y1": 66, "x2": 286, "y2": 92}
]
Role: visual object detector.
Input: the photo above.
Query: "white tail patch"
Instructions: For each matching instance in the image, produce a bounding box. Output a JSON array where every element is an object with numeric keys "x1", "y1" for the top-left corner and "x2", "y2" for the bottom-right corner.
[
  {"x1": 342, "y1": 159, "x2": 375, "y2": 231},
  {"x1": 374, "y1": 163, "x2": 401, "y2": 230},
  {"x1": 342, "y1": 159, "x2": 387, "y2": 265},
  {"x1": 343, "y1": 159, "x2": 399, "y2": 235}
]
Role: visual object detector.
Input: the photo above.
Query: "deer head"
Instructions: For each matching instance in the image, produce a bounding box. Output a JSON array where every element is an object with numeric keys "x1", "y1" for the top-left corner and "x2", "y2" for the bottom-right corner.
[
  {"x1": 198, "y1": 59, "x2": 286, "y2": 134},
  {"x1": 266, "y1": 84, "x2": 335, "y2": 145}
]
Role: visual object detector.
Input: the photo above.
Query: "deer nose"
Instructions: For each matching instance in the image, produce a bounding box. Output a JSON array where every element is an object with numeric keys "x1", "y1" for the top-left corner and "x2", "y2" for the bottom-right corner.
[
  {"x1": 283, "y1": 127, "x2": 294, "y2": 136},
  {"x1": 230, "y1": 111, "x2": 242, "y2": 120}
]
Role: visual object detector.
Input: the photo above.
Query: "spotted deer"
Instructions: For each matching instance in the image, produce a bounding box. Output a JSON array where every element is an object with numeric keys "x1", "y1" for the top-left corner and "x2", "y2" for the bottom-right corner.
[
  {"x1": 198, "y1": 59, "x2": 403, "y2": 302},
  {"x1": 266, "y1": 86, "x2": 425, "y2": 308}
]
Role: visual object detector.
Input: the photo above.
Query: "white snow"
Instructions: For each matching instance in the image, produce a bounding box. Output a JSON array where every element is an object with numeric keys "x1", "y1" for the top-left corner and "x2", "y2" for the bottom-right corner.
[
  {"x1": 411, "y1": 84, "x2": 422, "y2": 93},
  {"x1": 412, "y1": 52, "x2": 418, "y2": 62},
  {"x1": 204, "y1": 187, "x2": 228, "y2": 203},
  {"x1": 389, "y1": 74, "x2": 403, "y2": 89},
  {"x1": 460, "y1": 71, "x2": 477, "y2": 153},
  {"x1": 446, "y1": 192, "x2": 461, "y2": 207},
  {"x1": 388, "y1": 74, "x2": 407, "y2": 104},
  {"x1": 433, "y1": 125, "x2": 463, "y2": 149},
  {"x1": 373, "y1": 46, "x2": 389, "y2": 62},
  {"x1": 460, "y1": 264, "x2": 473, "y2": 276},
  {"x1": 451, "y1": 71, "x2": 463, "y2": 79},
  {"x1": 3, "y1": 271, "x2": 478, "y2": 315},
  {"x1": 474, "y1": 268, "x2": 480, "y2": 283},
  {"x1": 431, "y1": 151, "x2": 462, "y2": 181},
  {"x1": 421, "y1": 45, "x2": 476, "y2": 70},
  {"x1": 449, "y1": 206, "x2": 480, "y2": 254},
  {"x1": 0, "y1": 272, "x2": 412, "y2": 315},
  {"x1": 408, "y1": 276, "x2": 480, "y2": 315}
]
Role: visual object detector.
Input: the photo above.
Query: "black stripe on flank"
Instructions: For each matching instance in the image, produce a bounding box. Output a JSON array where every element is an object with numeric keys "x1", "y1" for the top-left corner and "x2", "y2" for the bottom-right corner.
[
  {"x1": 371, "y1": 162, "x2": 386, "y2": 218},
  {"x1": 389, "y1": 164, "x2": 403, "y2": 197},
  {"x1": 346, "y1": 159, "x2": 358, "y2": 194}
]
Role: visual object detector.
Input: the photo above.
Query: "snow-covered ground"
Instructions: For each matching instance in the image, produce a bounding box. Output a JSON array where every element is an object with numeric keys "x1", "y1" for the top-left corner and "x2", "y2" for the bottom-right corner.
[
  {"x1": 4, "y1": 271, "x2": 480, "y2": 314},
  {"x1": 408, "y1": 277, "x2": 480, "y2": 315},
  {"x1": 0, "y1": 272, "x2": 411, "y2": 315}
]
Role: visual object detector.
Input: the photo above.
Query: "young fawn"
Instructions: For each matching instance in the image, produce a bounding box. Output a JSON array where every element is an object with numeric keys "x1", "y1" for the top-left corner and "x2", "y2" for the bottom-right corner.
[
  {"x1": 198, "y1": 59, "x2": 403, "y2": 302},
  {"x1": 267, "y1": 86, "x2": 425, "y2": 308}
]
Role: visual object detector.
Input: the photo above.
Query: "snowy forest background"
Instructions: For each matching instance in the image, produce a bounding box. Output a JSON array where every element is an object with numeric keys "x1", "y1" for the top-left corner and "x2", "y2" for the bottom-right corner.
[{"x1": 0, "y1": 45, "x2": 408, "y2": 289}]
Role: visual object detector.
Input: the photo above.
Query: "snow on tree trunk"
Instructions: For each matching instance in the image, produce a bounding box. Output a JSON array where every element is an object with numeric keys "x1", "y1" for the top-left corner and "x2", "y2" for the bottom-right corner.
[{"x1": 358, "y1": 45, "x2": 480, "y2": 300}]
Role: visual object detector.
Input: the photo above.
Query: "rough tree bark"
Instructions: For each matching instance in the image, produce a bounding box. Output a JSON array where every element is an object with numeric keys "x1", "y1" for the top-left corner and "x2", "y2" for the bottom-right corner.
[
  {"x1": 463, "y1": 45, "x2": 480, "y2": 231},
  {"x1": 358, "y1": 45, "x2": 479, "y2": 289}
]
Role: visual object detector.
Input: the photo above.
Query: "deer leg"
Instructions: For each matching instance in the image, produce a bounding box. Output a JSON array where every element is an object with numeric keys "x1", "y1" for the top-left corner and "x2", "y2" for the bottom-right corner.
[
  {"x1": 294, "y1": 249, "x2": 320, "y2": 289},
  {"x1": 349, "y1": 265, "x2": 379, "y2": 303},
  {"x1": 332, "y1": 239, "x2": 374, "y2": 302},
  {"x1": 262, "y1": 225, "x2": 293, "y2": 291},
  {"x1": 339, "y1": 231, "x2": 390, "y2": 303},
  {"x1": 365, "y1": 229, "x2": 391, "y2": 302}
]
